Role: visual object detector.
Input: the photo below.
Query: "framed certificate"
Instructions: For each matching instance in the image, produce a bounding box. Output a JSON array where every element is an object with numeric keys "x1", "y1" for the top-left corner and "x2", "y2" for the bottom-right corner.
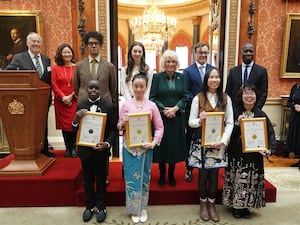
[
  {"x1": 201, "y1": 112, "x2": 225, "y2": 146},
  {"x1": 76, "y1": 112, "x2": 107, "y2": 147},
  {"x1": 125, "y1": 112, "x2": 152, "y2": 148},
  {"x1": 240, "y1": 117, "x2": 268, "y2": 153}
]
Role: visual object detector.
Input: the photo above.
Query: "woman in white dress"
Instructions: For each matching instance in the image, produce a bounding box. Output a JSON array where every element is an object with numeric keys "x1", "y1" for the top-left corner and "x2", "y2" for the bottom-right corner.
[{"x1": 120, "y1": 41, "x2": 153, "y2": 100}]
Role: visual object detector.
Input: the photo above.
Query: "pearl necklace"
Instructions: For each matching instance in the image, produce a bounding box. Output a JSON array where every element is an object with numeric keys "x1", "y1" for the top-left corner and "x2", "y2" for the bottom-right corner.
[{"x1": 63, "y1": 66, "x2": 73, "y2": 87}]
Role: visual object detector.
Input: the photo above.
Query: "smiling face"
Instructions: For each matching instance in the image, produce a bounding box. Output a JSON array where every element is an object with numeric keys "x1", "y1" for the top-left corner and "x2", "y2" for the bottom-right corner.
[
  {"x1": 87, "y1": 80, "x2": 100, "y2": 101},
  {"x1": 132, "y1": 76, "x2": 147, "y2": 100},
  {"x1": 26, "y1": 33, "x2": 42, "y2": 55},
  {"x1": 131, "y1": 45, "x2": 143, "y2": 63},
  {"x1": 207, "y1": 69, "x2": 221, "y2": 93},
  {"x1": 242, "y1": 88, "x2": 257, "y2": 108},
  {"x1": 241, "y1": 43, "x2": 254, "y2": 64},
  {"x1": 61, "y1": 46, "x2": 73, "y2": 64},
  {"x1": 165, "y1": 57, "x2": 178, "y2": 74},
  {"x1": 194, "y1": 45, "x2": 209, "y2": 65}
]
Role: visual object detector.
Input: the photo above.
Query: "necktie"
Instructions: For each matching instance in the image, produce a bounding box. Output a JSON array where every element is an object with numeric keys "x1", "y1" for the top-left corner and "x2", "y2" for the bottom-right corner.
[
  {"x1": 199, "y1": 66, "x2": 205, "y2": 82},
  {"x1": 243, "y1": 65, "x2": 248, "y2": 85},
  {"x1": 91, "y1": 59, "x2": 97, "y2": 79},
  {"x1": 35, "y1": 55, "x2": 43, "y2": 78}
]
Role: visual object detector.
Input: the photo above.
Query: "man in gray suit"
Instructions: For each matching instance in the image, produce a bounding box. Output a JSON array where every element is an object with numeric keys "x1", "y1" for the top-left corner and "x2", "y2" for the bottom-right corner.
[
  {"x1": 225, "y1": 42, "x2": 268, "y2": 110},
  {"x1": 5, "y1": 32, "x2": 55, "y2": 157}
]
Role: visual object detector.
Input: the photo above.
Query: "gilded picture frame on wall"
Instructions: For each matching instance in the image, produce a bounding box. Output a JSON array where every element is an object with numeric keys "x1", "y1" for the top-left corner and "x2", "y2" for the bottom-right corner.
[
  {"x1": 280, "y1": 13, "x2": 300, "y2": 78},
  {"x1": 0, "y1": 10, "x2": 43, "y2": 69}
]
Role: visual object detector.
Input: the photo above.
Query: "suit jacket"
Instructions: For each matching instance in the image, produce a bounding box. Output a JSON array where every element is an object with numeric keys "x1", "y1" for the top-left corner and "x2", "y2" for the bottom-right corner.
[
  {"x1": 225, "y1": 63, "x2": 268, "y2": 109},
  {"x1": 5, "y1": 51, "x2": 51, "y2": 85},
  {"x1": 183, "y1": 63, "x2": 215, "y2": 100},
  {"x1": 74, "y1": 57, "x2": 117, "y2": 106},
  {"x1": 75, "y1": 98, "x2": 117, "y2": 158}
]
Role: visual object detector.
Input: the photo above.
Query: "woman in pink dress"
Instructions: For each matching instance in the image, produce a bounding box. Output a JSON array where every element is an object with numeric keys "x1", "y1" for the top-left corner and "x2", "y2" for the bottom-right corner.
[{"x1": 51, "y1": 43, "x2": 77, "y2": 157}]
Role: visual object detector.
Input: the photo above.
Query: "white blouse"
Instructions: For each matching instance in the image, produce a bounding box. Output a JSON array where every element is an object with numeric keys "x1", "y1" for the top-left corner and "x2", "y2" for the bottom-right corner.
[
  {"x1": 188, "y1": 92, "x2": 234, "y2": 145},
  {"x1": 120, "y1": 66, "x2": 154, "y2": 100}
]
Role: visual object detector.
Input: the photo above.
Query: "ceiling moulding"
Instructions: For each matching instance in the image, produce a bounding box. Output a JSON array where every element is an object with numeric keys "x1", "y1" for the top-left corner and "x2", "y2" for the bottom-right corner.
[{"x1": 118, "y1": 1, "x2": 210, "y2": 20}]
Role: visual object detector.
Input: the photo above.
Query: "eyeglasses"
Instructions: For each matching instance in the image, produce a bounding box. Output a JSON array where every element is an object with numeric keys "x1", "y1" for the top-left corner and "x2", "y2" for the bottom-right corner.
[
  {"x1": 88, "y1": 42, "x2": 100, "y2": 46},
  {"x1": 197, "y1": 51, "x2": 209, "y2": 56}
]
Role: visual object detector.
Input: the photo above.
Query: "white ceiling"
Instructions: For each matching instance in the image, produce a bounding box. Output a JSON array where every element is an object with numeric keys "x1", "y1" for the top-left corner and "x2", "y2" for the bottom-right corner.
[{"x1": 118, "y1": 0, "x2": 196, "y2": 6}]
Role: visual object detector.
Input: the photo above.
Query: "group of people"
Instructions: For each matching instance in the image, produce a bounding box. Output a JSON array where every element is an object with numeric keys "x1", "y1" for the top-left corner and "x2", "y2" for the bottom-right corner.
[
  {"x1": 4, "y1": 30, "x2": 278, "y2": 224},
  {"x1": 118, "y1": 41, "x2": 276, "y2": 224}
]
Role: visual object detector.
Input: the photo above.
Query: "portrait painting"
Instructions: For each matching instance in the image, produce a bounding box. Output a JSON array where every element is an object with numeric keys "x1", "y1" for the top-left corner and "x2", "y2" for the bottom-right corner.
[
  {"x1": 0, "y1": 10, "x2": 42, "y2": 69},
  {"x1": 280, "y1": 13, "x2": 300, "y2": 78}
]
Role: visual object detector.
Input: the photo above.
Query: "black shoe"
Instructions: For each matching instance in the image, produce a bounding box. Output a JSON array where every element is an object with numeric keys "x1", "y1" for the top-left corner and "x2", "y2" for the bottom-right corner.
[
  {"x1": 291, "y1": 160, "x2": 300, "y2": 167},
  {"x1": 158, "y1": 176, "x2": 166, "y2": 186},
  {"x1": 64, "y1": 151, "x2": 71, "y2": 157},
  {"x1": 96, "y1": 208, "x2": 107, "y2": 223},
  {"x1": 83, "y1": 208, "x2": 94, "y2": 222},
  {"x1": 48, "y1": 144, "x2": 54, "y2": 150},
  {"x1": 232, "y1": 208, "x2": 242, "y2": 219},
  {"x1": 184, "y1": 169, "x2": 192, "y2": 182},
  {"x1": 70, "y1": 149, "x2": 77, "y2": 158},
  {"x1": 42, "y1": 151, "x2": 56, "y2": 157},
  {"x1": 241, "y1": 208, "x2": 251, "y2": 218},
  {"x1": 169, "y1": 177, "x2": 177, "y2": 186}
]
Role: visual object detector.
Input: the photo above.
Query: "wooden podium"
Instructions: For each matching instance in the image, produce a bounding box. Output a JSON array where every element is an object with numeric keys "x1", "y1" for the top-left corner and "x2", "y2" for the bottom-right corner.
[{"x1": 0, "y1": 71, "x2": 55, "y2": 176}]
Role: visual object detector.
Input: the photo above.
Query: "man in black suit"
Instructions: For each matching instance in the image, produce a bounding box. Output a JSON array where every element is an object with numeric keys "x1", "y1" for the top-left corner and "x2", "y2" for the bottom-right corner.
[
  {"x1": 183, "y1": 42, "x2": 215, "y2": 182},
  {"x1": 72, "y1": 80, "x2": 117, "y2": 223},
  {"x1": 5, "y1": 32, "x2": 55, "y2": 157},
  {"x1": 225, "y1": 42, "x2": 268, "y2": 110}
]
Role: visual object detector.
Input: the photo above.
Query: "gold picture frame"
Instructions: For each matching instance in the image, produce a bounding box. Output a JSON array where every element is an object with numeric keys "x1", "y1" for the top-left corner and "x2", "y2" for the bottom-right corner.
[
  {"x1": 125, "y1": 112, "x2": 152, "y2": 148},
  {"x1": 201, "y1": 112, "x2": 225, "y2": 146},
  {"x1": 280, "y1": 13, "x2": 300, "y2": 78},
  {"x1": 240, "y1": 117, "x2": 269, "y2": 153},
  {"x1": 0, "y1": 10, "x2": 43, "y2": 68},
  {"x1": 76, "y1": 112, "x2": 107, "y2": 147}
]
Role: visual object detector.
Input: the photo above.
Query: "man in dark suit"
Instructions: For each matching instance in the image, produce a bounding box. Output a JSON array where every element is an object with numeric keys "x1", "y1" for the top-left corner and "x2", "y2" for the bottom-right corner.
[
  {"x1": 225, "y1": 42, "x2": 268, "y2": 110},
  {"x1": 5, "y1": 32, "x2": 55, "y2": 157},
  {"x1": 183, "y1": 42, "x2": 215, "y2": 182},
  {"x1": 73, "y1": 80, "x2": 117, "y2": 223}
]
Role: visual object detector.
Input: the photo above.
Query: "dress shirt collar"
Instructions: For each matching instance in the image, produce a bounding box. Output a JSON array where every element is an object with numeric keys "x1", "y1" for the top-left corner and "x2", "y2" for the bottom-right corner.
[
  {"x1": 196, "y1": 62, "x2": 206, "y2": 69},
  {"x1": 88, "y1": 96, "x2": 101, "y2": 104},
  {"x1": 28, "y1": 50, "x2": 41, "y2": 59},
  {"x1": 242, "y1": 61, "x2": 254, "y2": 68},
  {"x1": 89, "y1": 55, "x2": 101, "y2": 63}
]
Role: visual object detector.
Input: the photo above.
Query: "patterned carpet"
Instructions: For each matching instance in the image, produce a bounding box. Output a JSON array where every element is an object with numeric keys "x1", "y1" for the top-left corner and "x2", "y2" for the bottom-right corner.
[{"x1": 1, "y1": 168, "x2": 300, "y2": 225}]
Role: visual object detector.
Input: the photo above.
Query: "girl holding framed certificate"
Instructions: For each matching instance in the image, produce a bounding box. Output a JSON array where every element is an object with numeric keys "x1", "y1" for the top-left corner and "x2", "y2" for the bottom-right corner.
[
  {"x1": 222, "y1": 84, "x2": 276, "y2": 219},
  {"x1": 118, "y1": 74, "x2": 164, "y2": 223},
  {"x1": 188, "y1": 68, "x2": 234, "y2": 222}
]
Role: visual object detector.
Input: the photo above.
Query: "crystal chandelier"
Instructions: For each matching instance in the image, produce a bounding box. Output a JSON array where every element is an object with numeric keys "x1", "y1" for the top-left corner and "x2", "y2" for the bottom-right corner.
[{"x1": 129, "y1": 1, "x2": 176, "y2": 52}]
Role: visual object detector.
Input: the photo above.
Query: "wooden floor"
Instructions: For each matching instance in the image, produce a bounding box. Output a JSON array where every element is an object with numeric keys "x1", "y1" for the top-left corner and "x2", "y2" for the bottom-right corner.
[{"x1": 264, "y1": 155, "x2": 299, "y2": 167}]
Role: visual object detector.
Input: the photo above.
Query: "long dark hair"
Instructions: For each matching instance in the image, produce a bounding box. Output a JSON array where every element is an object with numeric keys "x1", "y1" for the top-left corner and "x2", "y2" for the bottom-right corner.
[
  {"x1": 54, "y1": 43, "x2": 74, "y2": 65},
  {"x1": 125, "y1": 41, "x2": 149, "y2": 82},
  {"x1": 202, "y1": 68, "x2": 226, "y2": 111}
]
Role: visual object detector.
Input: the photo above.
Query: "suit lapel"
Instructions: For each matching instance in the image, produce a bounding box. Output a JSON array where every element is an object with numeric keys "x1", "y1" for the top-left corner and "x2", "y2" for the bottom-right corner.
[
  {"x1": 24, "y1": 52, "x2": 36, "y2": 70},
  {"x1": 192, "y1": 63, "x2": 202, "y2": 88}
]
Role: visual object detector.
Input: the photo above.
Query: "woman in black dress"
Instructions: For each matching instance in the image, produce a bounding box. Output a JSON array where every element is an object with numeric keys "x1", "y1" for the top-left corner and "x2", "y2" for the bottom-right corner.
[
  {"x1": 222, "y1": 83, "x2": 276, "y2": 219},
  {"x1": 287, "y1": 83, "x2": 300, "y2": 166}
]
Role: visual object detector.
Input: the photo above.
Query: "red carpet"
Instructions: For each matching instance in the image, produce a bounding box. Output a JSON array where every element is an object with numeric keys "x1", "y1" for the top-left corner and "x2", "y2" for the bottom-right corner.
[{"x1": 0, "y1": 150, "x2": 276, "y2": 207}]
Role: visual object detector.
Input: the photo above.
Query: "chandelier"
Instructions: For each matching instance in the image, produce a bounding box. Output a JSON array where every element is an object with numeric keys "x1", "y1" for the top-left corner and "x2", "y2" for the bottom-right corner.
[{"x1": 129, "y1": 2, "x2": 176, "y2": 52}]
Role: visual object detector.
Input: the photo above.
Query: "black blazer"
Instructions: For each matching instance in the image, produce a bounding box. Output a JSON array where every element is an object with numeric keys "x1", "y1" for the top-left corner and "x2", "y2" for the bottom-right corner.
[
  {"x1": 5, "y1": 51, "x2": 51, "y2": 85},
  {"x1": 75, "y1": 98, "x2": 117, "y2": 158},
  {"x1": 225, "y1": 63, "x2": 268, "y2": 109}
]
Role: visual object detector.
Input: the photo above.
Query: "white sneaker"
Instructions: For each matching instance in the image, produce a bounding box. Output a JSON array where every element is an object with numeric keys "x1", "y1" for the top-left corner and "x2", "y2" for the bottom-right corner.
[
  {"x1": 140, "y1": 209, "x2": 148, "y2": 223},
  {"x1": 131, "y1": 214, "x2": 140, "y2": 223}
]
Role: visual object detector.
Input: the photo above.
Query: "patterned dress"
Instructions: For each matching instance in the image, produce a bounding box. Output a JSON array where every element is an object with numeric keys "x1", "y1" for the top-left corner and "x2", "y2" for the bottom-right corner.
[{"x1": 222, "y1": 107, "x2": 276, "y2": 209}]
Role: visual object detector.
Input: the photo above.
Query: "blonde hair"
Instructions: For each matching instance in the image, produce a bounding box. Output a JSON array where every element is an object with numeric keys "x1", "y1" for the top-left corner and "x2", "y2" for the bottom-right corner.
[{"x1": 159, "y1": 50, "x2": 180, "y2": 71}]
